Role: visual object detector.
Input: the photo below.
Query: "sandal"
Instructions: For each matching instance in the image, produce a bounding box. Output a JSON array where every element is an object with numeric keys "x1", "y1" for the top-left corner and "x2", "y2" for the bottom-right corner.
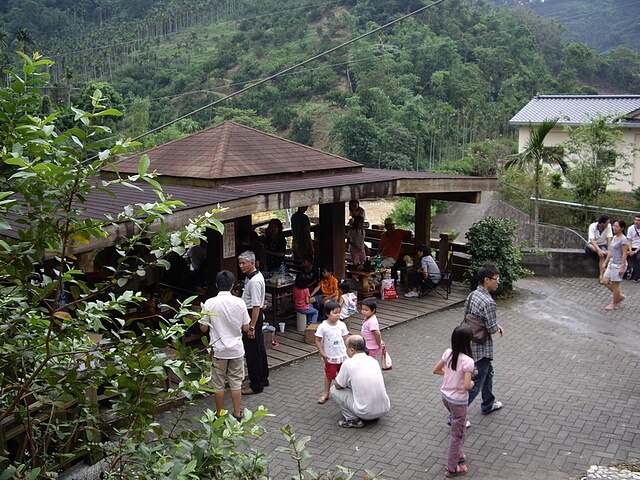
[
  {"x1": 458, "y1": 454, "x2": 466, "y2": 464},
  {"x1": 604, "y1": 304, "x2": 619, "y2": 311},
  {"x1": 317, "y1": 395, "x2": 329, "y2": 404},
  {"x1": 445, "y1": 464, "x2": 468, "y2": 477},
  {"x1": 338, "y1": 418, "x2": 364, "y2": 428}
]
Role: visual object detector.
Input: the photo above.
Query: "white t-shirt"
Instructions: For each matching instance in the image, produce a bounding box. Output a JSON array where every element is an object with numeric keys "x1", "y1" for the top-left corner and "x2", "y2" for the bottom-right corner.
[
  {"x1": 335, "y1": 352, "x2": 391, "y2": 419},
  {"x1": 340, "y1": 292, "x2": 358, "y2": 319},
  {"x1": 315, "y1": 320, "x2": 349, "y2": 364},
  {"x1": 201, "y1": 291, "x2": 251, "y2": 359},
  {"x1": 627, "y1": 224, "x2": 640, "y2": 250},
  {"x1": 588, "y1": 222, "x2": 613, "y2": 246}
]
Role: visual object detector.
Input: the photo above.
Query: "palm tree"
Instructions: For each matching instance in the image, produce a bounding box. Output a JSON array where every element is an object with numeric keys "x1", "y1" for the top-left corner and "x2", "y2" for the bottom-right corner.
[
  {"x1": 505, "y1": 119, "x2": 567, "y2": 248},
  {"x1": 15, "y1": 28, "x2": 33, "y2": 54}
]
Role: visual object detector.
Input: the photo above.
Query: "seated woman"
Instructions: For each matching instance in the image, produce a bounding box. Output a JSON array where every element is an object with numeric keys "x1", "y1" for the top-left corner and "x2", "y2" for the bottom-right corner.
[{"x1": 405, "y1": 245, "x2": 442, "y2": 298}]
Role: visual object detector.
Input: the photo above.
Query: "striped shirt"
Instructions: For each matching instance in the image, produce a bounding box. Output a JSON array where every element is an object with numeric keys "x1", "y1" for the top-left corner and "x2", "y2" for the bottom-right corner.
[{"x1": 464, "y1": 286, "x2": 499, "y2": 361}]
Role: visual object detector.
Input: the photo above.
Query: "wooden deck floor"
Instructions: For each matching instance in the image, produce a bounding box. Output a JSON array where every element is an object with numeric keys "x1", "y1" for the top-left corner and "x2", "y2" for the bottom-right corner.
[{"x1": 265, "y1": 282, "x2": 470, "y2": 370}]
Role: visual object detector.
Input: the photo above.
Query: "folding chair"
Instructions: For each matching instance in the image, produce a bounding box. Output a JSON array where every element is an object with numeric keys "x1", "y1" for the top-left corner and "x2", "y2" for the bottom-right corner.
[{"x1": 419, "y1": 250, "x2": 452, "y2": 299}]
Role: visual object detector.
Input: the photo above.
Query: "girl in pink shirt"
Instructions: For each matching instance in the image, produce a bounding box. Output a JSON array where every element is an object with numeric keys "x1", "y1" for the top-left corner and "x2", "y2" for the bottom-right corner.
[
  {"x1": 360, "y1": 297, "x2": 384, "y2": 359},
  {"x1": 433, "y1": 325, "x2": 476, "y2": 477}
]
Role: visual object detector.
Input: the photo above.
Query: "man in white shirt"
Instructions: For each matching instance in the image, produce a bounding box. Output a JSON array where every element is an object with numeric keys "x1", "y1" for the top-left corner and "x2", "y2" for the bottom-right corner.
[
  {"x1": 585, "y1": 214, "x2": 613, "y2": 282},
  {"x1": 330, "y1": 335, "x2": 391, "y2": 428},
  {"x1": 626, "y1": 215, "x2": 640, "y2": 281},
  {"x1": 199, "y1": 270, "x2": 251, "y2": 420}
]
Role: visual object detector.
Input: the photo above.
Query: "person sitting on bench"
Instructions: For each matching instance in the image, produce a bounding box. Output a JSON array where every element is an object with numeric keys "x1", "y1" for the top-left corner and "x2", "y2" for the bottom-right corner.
[{"x1": 405, "y1": 245, "x2": 441, "y2": 298}]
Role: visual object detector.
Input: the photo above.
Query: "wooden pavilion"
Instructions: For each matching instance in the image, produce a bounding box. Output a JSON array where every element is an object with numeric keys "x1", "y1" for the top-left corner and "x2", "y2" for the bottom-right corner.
[{"x1": 95, "y1": 121, "x2": 497, "y2": 280}]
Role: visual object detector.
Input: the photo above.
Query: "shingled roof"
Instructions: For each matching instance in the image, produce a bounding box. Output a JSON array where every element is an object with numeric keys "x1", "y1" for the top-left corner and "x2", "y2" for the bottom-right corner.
[
  {"x1": 510, "y1": 95, "x2": 640, "y2": 127},
  {"x1": 107, "y1": 121, "x2": 361, "y2": 184}
]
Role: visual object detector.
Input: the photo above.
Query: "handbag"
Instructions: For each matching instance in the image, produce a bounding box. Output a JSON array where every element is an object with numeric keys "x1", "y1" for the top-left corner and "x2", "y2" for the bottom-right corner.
[
  {"x1": 462, "y1": 313, "x2": 488, "y2": 344},
  {"x1": 381, "y1": 346, "x2": 393, "y2": 370}
]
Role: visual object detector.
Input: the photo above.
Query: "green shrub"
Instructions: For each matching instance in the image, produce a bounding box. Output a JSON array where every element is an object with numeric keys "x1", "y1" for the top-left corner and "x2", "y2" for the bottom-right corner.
[{"x1": 464, "y1": 217, "x2": 532, "y2": 294}]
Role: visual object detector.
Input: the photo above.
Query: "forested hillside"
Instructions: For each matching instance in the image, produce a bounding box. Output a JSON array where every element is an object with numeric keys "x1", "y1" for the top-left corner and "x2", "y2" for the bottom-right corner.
[
  {"x1": 493, "y1": 0, "x2": 640, "y2": 53},
  {"x1": 1, "y1": 0, "x2": 640, "y2": 174}
]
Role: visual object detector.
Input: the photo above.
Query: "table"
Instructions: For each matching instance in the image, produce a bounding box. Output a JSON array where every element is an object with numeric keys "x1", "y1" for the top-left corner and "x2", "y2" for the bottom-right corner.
[
  {"x1": 264, "y1": 277, "x2": 295, "y2": 325},
  {"x1": 345, "y1": 267, "x2": 387, "y2": 297}
]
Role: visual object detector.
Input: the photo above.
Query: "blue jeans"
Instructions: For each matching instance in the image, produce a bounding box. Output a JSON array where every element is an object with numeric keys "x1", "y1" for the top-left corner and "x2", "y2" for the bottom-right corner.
[
  {"x1": 296, "y1": 306, "x2": 318, "y2": 324},
  {"x1": 468, "y1": 357, "x2": 495, "y2": 413}
]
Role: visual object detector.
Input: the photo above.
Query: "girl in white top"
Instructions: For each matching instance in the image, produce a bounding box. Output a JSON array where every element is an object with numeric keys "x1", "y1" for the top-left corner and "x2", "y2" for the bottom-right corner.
[
  {"x1": 315, "y1": 300, "x2": 349, "y2": 404},
  {"x1": 338, "y1": 282, "x2": 358, "y2": 321},
  {"x1": 433, "y1": 325, "x2": 476, "y2": 477}
]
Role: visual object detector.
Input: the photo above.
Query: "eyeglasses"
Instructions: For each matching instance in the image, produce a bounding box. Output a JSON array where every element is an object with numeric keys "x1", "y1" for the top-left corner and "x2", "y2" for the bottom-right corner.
[{"x1": 491, "y1": 276, "x2": 500, "y2": 281}]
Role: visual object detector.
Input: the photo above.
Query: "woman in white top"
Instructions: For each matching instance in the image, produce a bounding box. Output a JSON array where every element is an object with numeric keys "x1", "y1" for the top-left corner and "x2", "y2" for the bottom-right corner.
[{"x1": 602, "y1": 220, "x2": 628, "y2": 310}]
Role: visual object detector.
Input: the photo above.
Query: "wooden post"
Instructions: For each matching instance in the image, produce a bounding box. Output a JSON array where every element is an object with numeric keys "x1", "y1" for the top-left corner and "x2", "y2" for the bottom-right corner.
[
  {"x1": 438, "y1": 233, "x2": 453, "y2": 269},
  {"x1": 414, "y1": 194, "x2": 431, "y2": 248},
  {"x1": 318, "y1": 202, "x2": 346, "y2": 280}
]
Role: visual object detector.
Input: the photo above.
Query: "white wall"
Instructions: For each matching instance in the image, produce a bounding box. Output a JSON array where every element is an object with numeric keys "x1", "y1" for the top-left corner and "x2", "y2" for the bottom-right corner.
[{"x1": 517, "y1": 125, "x2": 640, "y2": 192}]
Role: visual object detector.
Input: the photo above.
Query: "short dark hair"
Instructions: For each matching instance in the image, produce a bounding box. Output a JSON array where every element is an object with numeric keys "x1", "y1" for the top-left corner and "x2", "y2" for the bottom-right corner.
[
  {"x1": 477, "y1": 263, "x2": 500, "y2": 285},
  {"x1": 215, "y1": 270, "x2": 235, "y2": 291},
  {"x1": 324, "y1": 299, "x2": 340, "y2": 316},
  {"x1": 322, "y1": 265, "x2": 333, "y2": 274},
  {"x1": 598, "y1": 214, "x2": 611, "y2": 225},
  {"x1": 302, "y1": 253, "x2": 314, "y2": 264},
  {"x1": 361, "y1": 296, "x2": 377, "y2": 312},
  {"x1": 294, "y1": 274, "x2": 308, "y2": 290},
  {"x1": 418, "y1": 244, "x2": 431, "y2": 255},
  {"x1": 339, "y1": 282, "x2": 350, "y2": 294}
]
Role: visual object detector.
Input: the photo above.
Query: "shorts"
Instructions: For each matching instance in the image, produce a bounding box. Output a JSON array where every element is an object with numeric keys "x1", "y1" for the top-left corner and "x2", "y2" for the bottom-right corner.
[
  {"x1": 324, "y1": 361, "x2": 342, "y2": 380},
  {"x1": 210, "y1": 356, "x2": 245, "y2": 391},
  {"x1": 603, "y1": 263, "x2": 625, "y2": 282},
  {"x1": 585, "y1": 244, "x2": 607, "y2": 255}
]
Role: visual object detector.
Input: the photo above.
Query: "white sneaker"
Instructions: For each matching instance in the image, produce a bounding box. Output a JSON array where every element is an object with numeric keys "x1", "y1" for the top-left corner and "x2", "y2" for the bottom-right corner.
[
  {"x1": 482, "y1": 401, "x2": 503, "y2": 415},
  {"x1": 404, "y1": 291, "x2": 419, "y2": 298}
]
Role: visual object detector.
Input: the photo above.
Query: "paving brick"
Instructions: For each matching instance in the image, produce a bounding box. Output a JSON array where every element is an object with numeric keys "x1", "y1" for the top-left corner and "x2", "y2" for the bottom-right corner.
[{"x1": 166, "y1": 277, "x2": 640, "y2": 479}]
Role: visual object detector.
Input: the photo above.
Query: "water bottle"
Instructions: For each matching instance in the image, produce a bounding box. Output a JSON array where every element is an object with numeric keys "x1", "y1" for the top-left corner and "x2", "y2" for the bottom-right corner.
[
  {"x1": 278, "y1": 262, "x2": 286, "y2": 277},
  {"x1": 375, "y1": 254, "x2": 382, "y2": 272}
]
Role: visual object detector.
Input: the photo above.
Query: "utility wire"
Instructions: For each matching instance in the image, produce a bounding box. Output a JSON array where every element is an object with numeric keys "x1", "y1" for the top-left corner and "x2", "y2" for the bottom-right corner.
[{"x1": 131, "y1": 0, "x2": 447, "y2": 142}]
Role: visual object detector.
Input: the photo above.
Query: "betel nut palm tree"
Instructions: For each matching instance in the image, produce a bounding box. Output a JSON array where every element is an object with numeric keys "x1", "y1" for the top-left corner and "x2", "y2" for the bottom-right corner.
[{"x1": 505, "y1": 118, "x2": 567, "y2": 248}]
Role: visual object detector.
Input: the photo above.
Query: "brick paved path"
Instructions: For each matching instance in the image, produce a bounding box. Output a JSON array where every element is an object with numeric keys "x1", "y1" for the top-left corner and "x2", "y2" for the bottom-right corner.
[{"x1": 181, "y1": 276, "x2": 640, "y2": 479}]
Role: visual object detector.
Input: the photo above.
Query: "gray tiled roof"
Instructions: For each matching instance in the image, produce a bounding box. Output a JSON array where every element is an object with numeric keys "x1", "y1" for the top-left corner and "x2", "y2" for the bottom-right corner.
[{"x1": 510, "y1": 95, "x2": 640, "y2": 127}]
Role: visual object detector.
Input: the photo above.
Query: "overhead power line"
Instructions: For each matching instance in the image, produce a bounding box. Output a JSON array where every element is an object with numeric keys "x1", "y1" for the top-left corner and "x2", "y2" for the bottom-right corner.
[{"x1": 131, "y1": 0, "x2": 448, "y2": 142}]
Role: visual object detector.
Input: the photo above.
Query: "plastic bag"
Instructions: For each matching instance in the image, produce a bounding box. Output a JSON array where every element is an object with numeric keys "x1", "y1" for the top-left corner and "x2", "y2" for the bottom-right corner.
[
  {"x1": 381, "y1": 346, "x2": 393, "y2": 371},
  {"x1": 381, "y1": 279, "x2": 398, "y2": 300}
]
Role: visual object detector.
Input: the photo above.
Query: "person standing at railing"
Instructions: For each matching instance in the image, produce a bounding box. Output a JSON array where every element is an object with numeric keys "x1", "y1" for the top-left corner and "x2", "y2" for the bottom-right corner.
[
  {"x1": 626, "y1": 214, "x2": 640, "y2": 282},
  {"x1": 585, "y1": 214, "x2": 612, "y2": 283}
]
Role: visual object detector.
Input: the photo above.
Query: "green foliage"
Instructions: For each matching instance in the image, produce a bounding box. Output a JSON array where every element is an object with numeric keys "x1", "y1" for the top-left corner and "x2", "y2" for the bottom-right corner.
[
  {"x1": 0, "y1": 53, "x2": 230, "y2": 477},
  {"x1": 387, "y1": 197, "x2": 443, "y2": 231},
  {"x1": 289, "y1": 115, "x2": 314, "y2": 146},
  {"x1": 2, "y1": 0, "x2": 636, "y2": 169},
  {"x1": 562, "y1": 115, "x2": 634, "y2": 205},
  {"x1": 464, "y1": 217, "x2": 532, "y2": 294},
  {"x1": 109, "y1": 408, "x2": 271, "y2": 479},
  {"x1": 277, "y1": 425, "x2": 385, "y2": 480}
]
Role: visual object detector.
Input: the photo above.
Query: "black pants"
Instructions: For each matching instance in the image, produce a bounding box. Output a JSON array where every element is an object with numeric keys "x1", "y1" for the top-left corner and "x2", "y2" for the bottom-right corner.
[
  {"x1": 629, "y1": 249, "x2": 640, "y2": 280},
  {"x1": 242, "y1": 310, "x2": 269, "y2": 392}
]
